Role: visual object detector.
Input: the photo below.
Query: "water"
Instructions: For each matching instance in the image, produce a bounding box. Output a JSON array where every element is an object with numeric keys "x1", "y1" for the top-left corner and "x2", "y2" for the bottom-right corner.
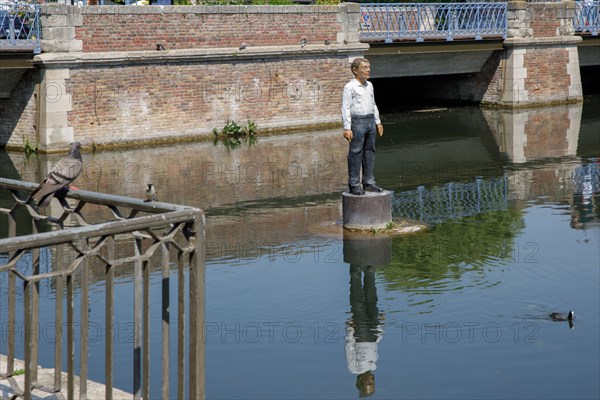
[{"x1": 1, "y1": 98, "x2": 599, "y2": 399}]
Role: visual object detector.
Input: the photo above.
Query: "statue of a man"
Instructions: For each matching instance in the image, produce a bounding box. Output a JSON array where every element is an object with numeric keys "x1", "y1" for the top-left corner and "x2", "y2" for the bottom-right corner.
[{"x1": 341, "y1": 57, "x2": 384, "y2": 196}]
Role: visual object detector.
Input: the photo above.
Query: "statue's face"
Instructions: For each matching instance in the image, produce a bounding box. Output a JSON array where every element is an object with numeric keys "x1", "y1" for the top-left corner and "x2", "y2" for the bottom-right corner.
[{"x1": 354, "y1": 62, "x2": 371, "y2": 83}]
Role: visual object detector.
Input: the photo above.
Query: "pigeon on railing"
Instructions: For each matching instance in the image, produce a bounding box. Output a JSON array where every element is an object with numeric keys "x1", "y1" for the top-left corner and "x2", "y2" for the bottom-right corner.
[
  {"x1": 145, "y1": 183, "x2": 158, "y2": 202},
  {"x1": 27, "y1": 142, "x2": 83, "y2": 208}
]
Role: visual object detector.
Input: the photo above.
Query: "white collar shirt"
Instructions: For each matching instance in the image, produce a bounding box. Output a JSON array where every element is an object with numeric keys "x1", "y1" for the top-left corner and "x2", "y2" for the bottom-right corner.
[{"x1": 341, "y1": 78, "x2": 381, "y2": 130}]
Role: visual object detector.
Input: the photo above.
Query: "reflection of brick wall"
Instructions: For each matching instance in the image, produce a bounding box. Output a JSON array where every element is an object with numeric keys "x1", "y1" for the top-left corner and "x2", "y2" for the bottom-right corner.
[
  {"x1": 523, "y1": 107, "x2": 570, "y2": 159},
  {"x1": 77, "y1": 6, "x2": 340, "y2": 53}
]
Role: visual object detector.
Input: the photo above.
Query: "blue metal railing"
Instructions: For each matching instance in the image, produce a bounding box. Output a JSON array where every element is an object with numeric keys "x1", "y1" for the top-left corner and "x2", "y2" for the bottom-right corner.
[
  {"x1": 359, "y1": 2, "x2": 508, "y2": 42},
  {"x1": 0, "y1": 1, "x2": 597, "y2": 55},
  {"x1": 574, "y1": 0, "x2": 600, "y2": 35},
  {"x1": 392, "y1": 176, "x2": 509, "y2": 224},
  {"x1": 0, "y1": 1, "x2": 41, "y2": 54}
]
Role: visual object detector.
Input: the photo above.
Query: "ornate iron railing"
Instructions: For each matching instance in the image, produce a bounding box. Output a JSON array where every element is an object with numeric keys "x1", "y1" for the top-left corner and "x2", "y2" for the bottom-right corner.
[
  {"x1": 359, "y1": 2, "x2": 507, "y2": 42},
  {"x1": 392, "y1": 176, "x2": 508, "y2": 223},
  {"x1": 0, "y1": 2, "x2": 41, "y2": 54},
  {"x1": 0, "y1": 177, "x2": 205, "y2": 400},
  {"x1": 574, "y1": 0, "x2": 600, "y2": 35}
]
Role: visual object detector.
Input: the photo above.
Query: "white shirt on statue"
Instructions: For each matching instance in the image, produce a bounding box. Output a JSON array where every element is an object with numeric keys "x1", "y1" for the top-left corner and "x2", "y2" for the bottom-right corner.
[{"x1": 341, "y1": 79, "x2": 382, "y2": 130}]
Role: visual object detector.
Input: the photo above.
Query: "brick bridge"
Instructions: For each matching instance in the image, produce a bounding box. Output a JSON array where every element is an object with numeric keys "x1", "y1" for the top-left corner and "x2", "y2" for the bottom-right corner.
[{"x1": 0, "y1": 1, "x2": 599, "y2": 152}]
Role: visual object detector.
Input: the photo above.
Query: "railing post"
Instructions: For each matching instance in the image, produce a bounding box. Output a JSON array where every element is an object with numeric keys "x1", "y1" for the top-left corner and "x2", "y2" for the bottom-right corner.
[
  {"x1": 105, "y1": 238, "x2": 115, "y2": 400},
  {"x1": 189, "y1": 214, "x2": 206, "y2": 400},
  {"x1": 54, "y1": 246, "x2": 64, "y2": 393},
  {"x1": 416, "y1": 4, "x2": 424, "y2": 42},
  {"x1": 177, "y1": 249, "x2": 185, "y2": 400},
  {"x1": 79, "y1": 240, "x2": 89, "y2": 399},
  {"x1": 161, "y1": 242, "x2": 170, "y2": 399},
  {"x1": 23, "y1": 280, "x2": 32, "y2": 400},
  {"x1": 133, "y1": 237, "x2": 142, "y2": 399},
  {"x1": 385, "y1": 5, "x2": 393, "y2": 43}
]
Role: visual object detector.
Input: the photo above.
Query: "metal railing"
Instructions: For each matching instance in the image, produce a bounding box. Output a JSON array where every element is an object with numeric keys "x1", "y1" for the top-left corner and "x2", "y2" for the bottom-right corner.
[
  {"x1": 0, "y1": 177, "x2": 205, "y2": 399},
  {"x1": 574, "y1": 0, "x2": 600, "y2": 35},
  {"x1": 0, "y1": 1, "x2": 41, "y2": 54},
  {"x1": 359, "y1": 2, "x2": 507, "y2": 42},
  {"x1": 392, "y1": 176, "x2": 508, "y2": 223}
]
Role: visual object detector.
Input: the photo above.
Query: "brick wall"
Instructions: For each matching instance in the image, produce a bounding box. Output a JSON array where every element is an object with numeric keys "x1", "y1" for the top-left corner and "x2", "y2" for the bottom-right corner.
[
  {"x1": 529, "y1": 3, "x2": 567, "y2": 38},
  {"x1": 0, "y1": 70, "x2": 37, "y2": 149},
  {"x1": 66, "y1": 55, "x2": 351, "y2": 145},
  {"x1": 28, "y1": 4, "x2": 365, "y2": 151},
  {"x1": 77, "y1": 6, "x2": 340, "y2": 52},
  {"x1": 524, "y1": 47, "x2": 571, "y2": 104}
]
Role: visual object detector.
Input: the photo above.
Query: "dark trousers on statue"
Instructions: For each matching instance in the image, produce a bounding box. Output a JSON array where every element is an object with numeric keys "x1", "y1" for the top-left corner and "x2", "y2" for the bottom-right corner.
[{"x1": 348, "y1": 115, "x2": 376, "y2": 191}]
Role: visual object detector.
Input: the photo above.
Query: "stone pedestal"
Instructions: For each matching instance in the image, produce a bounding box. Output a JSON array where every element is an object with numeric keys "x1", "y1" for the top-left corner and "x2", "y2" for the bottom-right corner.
[{"x1": 342, "y1": 191, "x2": 392, "y2": 231}]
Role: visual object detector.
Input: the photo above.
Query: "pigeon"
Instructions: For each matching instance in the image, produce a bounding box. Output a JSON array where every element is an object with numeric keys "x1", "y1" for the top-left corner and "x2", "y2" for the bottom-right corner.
[
  {"x1": 300, "y1": 38, "x2": 307, "y2": 48},
  {"x1": 324, "y1": 39, "x2": 331, "y2": 45},
  {"x1": 145, "y1": 183, "x2": 158, "y2": 202},
  {"x1": 157, "y1": 43, "x2": 165, "y2": 51},
  {"x1": 239, "y1": 42, "x2": 247, "y2": 50},
  {"x1": 28, "y1": 142, "x2": 83, "y2": 208}
]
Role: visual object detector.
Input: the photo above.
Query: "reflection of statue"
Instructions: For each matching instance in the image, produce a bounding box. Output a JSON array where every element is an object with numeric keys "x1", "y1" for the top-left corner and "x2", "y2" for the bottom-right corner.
[{"x1": 345, "y1": 264, "x2": 383, "y2": 398}]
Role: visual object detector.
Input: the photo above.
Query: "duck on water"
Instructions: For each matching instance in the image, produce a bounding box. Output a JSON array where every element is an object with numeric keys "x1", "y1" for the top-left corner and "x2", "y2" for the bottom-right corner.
[{"x1": 549, "y1": 310, "x2": 575, "y2": 322}]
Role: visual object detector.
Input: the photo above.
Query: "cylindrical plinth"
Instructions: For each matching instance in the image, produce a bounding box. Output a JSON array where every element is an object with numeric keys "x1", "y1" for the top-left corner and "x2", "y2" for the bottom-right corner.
[{"x1": 342, "y1": 191, "x2": 392, "y2": 230}]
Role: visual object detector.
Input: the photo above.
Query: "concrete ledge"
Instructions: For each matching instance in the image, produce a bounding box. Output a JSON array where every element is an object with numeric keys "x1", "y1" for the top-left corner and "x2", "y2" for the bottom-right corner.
[
  {"x1": 33, "y1": 43, "x2": 369, "y2": 67},
  {"x1": 503, "y1": 36, "x2": 583, "y2": 48},
  {"x1": 1, "y1": 355, "x2": 133, "y2": 399}
]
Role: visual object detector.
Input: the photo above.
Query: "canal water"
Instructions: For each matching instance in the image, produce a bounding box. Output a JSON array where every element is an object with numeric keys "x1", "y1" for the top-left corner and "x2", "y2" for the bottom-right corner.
[{"x1": 1, "y1": 96, "x2": 599, "y2": 399}]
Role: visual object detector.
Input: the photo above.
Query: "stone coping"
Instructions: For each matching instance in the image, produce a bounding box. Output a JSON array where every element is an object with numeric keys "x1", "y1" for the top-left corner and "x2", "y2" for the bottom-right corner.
[
  {"x1": 40, "y1": 3, "x2": 353, "y2": 15},
  {"x1": 503, "y1": 36, "x2": 583, "y2": 47},
  {"x1": 33, "y1": 42, "x2": 369, "y2": 67}
]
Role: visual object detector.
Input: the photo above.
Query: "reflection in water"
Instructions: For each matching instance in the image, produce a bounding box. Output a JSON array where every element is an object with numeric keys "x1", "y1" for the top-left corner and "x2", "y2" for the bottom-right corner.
[
  {"x1": 382, "y1": 208, "x2": 524, "y2": 311},
  {"x1": 343, "y1": 235, "x2": 390, "y2": 398},
  {"x1": 393, "y1": 176, "x2": 508, "y2": 223},
  {"x1": 483, "y1": 103, "x2": 581, "y2": 164},
  {"x1": 571, "y1": 161, "x2": 600, "y2": 230}
]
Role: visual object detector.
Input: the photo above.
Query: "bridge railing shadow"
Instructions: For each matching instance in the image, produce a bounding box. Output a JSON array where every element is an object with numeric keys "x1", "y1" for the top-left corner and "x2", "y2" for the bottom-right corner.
[{"x1": 0, "y1": 177, "x2": 205, "y2": 399}]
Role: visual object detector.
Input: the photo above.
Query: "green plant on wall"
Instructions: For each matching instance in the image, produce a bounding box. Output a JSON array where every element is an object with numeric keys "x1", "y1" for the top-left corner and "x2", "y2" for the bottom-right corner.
[
  {"x1": 22, "y1": 136, "x2": 38, "y2": 158},
  {"x1": 213, "y1": 120, "x2": 258, "y2": 149}
]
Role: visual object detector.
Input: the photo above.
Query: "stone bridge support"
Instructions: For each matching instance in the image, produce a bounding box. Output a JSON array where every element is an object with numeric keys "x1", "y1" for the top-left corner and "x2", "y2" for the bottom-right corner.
[{"x1": 487, "y1": 0, "x2": 583, "y2": 107}]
